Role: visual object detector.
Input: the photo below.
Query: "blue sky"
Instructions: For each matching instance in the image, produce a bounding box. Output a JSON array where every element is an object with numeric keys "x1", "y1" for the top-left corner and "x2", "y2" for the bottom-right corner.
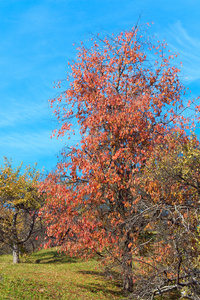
[{"x1": 0, "y1": 0, "x2": 200, "y2": 173}]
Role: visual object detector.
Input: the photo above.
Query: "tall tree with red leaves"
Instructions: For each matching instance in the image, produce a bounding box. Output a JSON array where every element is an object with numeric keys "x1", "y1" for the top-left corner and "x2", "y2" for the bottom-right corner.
[{"x1": 41, "y1": 26, "x2": 199, "y2": 293}]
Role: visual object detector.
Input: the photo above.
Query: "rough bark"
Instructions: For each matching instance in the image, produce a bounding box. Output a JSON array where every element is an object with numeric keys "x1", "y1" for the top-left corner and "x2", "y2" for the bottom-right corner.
[
  {"x1": 123, "y1": 231, "x2": 134, "y2": 292},
  {"x1": 123, "y1": 266, "x2": 133, "y2": 292}
]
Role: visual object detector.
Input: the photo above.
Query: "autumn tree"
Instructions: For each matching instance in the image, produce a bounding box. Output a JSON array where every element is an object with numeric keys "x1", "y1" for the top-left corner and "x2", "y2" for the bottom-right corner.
[
  {"x1": 0, "y1": 158, "x2": 44, "y2": 263},
  {"x1": 41, "y1": 26, "x2": 200, "y2": 293}
]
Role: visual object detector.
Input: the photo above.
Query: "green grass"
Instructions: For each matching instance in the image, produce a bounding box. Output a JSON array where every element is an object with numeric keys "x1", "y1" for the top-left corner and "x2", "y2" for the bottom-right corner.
[{"x1": 0, "y1": 248, "x2": 125, "y2": 300}]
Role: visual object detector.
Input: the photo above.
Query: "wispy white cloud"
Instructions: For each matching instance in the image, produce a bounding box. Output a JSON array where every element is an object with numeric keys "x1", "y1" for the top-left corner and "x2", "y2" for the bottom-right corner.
[
  {"x1": 0, "y1": 127, "x2": 81, "y2": 155},
  {"x1": 0, "y1": 99, "x2": 51, "y2": 128},
  {"x1": 0, "y1": 130, "x2": 62, "y2": 154},
  {"x1": 164, "y1": 21, "x2": 200, "y2": 82},
  {"x1": 0, "y1": 129, "x2": 61, "y2": 171}
]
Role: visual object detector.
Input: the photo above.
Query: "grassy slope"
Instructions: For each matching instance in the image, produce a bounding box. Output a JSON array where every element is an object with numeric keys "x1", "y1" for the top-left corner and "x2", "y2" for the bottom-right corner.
[{"x1": 0, "y1": 248, "x2": 124, "y2": 300}]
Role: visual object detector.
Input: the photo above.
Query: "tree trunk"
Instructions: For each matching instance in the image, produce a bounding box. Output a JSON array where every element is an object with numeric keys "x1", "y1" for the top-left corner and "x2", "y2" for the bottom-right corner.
[
  {"x1": 123, "y1": 256, "x2": 133, "y2": 292},
  {"x1": 13, "y1": 243, "x2": 20, "y2": 264},
  {"x1": 12, "y1": 210, "x2": 20, "y2": 263},
  {"x1": 123, "y1": 232, "x2": 134, "y2": 292}
]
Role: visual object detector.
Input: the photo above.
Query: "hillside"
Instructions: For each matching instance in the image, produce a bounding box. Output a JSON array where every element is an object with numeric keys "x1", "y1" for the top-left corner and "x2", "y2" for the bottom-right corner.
[{"x1": 0, "y1": 248, "x2": 124, "y2": 300}]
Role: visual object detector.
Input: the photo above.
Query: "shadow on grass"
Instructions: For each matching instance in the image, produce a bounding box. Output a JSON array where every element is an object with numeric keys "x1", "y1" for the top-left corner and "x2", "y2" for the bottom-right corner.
[
  {"x1": 76, "y1": 282, "x2": 125, "y2": 298},
  {"x1": 27, "y1": 250, "x2": 78, "y2": 264},
  {"x1": 78, "y1": 270, "x2": 122, "y2": 286}
]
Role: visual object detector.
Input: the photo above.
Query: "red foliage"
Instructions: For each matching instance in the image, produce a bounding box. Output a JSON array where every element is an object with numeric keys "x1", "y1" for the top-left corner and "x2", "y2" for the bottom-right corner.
[{"x1": 40, "y1": 26, "x2": 200, "y2": 293}]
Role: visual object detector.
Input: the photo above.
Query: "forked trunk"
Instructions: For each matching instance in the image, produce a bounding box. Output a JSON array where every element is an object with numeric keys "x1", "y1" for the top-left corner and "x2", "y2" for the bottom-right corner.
[{"x1": 13, "y1": 243, "x2": 20, "y2": 264}]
